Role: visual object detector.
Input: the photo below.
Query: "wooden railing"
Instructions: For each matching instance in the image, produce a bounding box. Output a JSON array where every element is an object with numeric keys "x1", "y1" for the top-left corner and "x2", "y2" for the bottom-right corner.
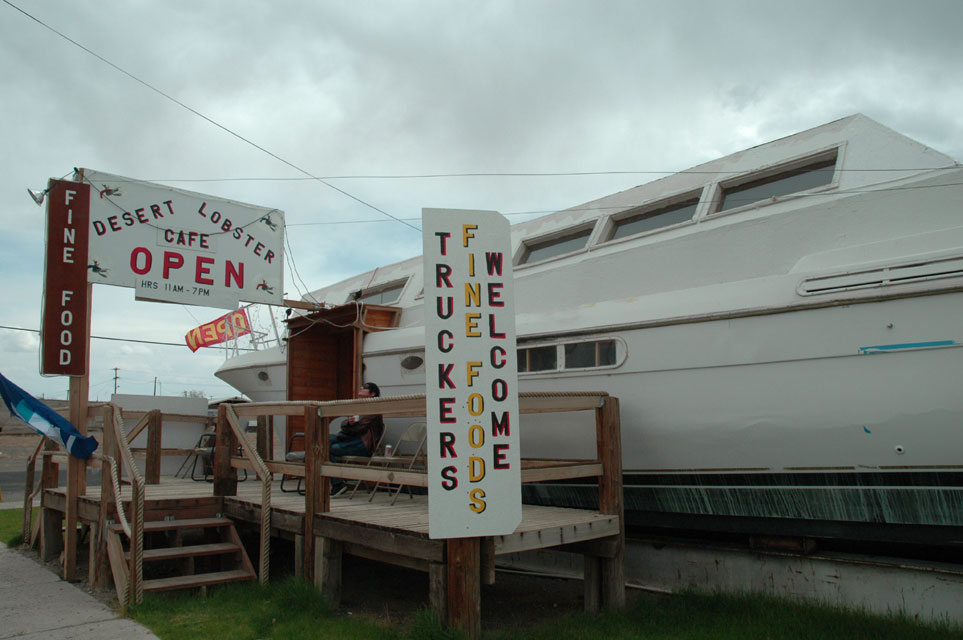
[
  {"x1": 220, "y1": 403, "x2": 272, "y2": 584},
  {"x1": 217, "y1": 391, "x2": 622, "y2": 581},
  {"x1": 100, "y1": 403, "x2": 146, "y2": 605}
]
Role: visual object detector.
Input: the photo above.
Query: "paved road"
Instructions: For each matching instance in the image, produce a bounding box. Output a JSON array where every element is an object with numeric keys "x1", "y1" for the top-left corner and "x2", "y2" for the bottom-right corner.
[{"x1": 0, "y1": 470, "x2": 103, "y2": 509}]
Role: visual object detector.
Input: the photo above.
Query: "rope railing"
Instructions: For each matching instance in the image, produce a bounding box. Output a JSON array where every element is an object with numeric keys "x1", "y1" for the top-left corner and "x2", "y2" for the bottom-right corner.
[
  {"x1": 105, "y1": 403, "x2": 146, "y2": 604},
  {"x1": 224, "y1": 405, "x2": 272, "y2": 584}
]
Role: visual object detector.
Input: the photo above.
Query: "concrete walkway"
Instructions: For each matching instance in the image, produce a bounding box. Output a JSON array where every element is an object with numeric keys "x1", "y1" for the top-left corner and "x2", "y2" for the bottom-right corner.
[{"x1": 0, "y1": 542, "x2": 160, "y2": 639}]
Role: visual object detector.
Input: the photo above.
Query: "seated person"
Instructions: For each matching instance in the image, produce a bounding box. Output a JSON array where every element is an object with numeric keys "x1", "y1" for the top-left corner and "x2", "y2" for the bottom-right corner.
[{"x1": 330, "y1": 382, "x2": 384, "y2": 493}]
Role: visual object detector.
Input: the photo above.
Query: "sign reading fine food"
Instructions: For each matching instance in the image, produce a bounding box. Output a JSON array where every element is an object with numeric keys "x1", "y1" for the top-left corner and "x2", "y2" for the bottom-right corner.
[
  {"x1": 83, "y1": 169, "x2": 285, "y2": 310},
  {"x1": 41, "y1": 180, "x2": 91, "y2": 376},
  {"x1": 423, "y1": 208, "x2": 521, "y2": 539}
]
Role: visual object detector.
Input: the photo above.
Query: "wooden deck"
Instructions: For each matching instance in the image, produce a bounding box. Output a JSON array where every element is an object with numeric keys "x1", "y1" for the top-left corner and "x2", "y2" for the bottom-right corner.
[
  {"x1": 35, "y1": 392, "x2": 625, "y2": 640},
  {"x1": 49, "y1": 476, "x2": 619, "y2": 559}
]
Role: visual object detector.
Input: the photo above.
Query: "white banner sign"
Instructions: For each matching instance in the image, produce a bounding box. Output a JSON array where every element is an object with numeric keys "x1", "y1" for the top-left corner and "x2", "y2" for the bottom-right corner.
[
  {"x1": 83, "y1": 170, "x2": 284, "y2": 310},
  {"x1": 423, "y1": 208, "x2": 521, "y2": 539}
]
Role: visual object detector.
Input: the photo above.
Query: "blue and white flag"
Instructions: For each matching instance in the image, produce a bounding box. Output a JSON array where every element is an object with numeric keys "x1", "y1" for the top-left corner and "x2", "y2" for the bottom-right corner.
[{"x1": 0, "y1": 372, "x2": 98, "y2": 459}]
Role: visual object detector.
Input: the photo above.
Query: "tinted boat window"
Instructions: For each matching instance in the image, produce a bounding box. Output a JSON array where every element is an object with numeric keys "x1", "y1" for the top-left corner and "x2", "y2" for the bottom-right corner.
[
  {"x1": 518, "y1": 346, "x2": 557, "y2": 372},
  {"x1": 349, "y1": 280, "x2": 406, "y2": 304},
  {"x1": 717, "y1": 157, "x2": 836, "y2": 213},
  {"x1": 521, "y1": 228, "x2": 593, "y2": 264},
  {"x1": 610, "y1": 198, "x2": 699, "y2": 240},
  {"x1": 564, "y1": 340, "x2": 616, "y2": 369}
]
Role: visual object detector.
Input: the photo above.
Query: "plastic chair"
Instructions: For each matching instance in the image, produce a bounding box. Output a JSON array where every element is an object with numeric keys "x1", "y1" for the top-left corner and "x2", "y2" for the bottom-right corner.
[{"x1": 366, "y1": 421, "x2": 427, "y2": 504}]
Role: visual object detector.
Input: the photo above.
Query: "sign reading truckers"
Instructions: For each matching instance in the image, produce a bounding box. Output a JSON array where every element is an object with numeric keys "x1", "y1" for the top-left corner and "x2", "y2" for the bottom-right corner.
[
  {"x1": 423, "y1": 208, "x2": 521, "y2": 539},
  {"x1": 83, "y1": 169, "x2": 284, "y2": 310}
]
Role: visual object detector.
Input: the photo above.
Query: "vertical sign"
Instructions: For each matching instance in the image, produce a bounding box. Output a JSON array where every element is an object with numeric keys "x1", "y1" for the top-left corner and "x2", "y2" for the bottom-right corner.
[
  {"x1": 41, "y1": 180, "x2": 91, "y2": 376},
  {"x1": 423, "y1": 208, "x2": 521, "y2": 539}
]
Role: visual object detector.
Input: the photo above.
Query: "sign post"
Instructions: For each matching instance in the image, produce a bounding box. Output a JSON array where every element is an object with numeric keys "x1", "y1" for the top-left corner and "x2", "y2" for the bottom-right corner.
[
  {"x1": 35, "y1": 168, "x2": 286, "y2": 579},
  {"x1": 422, "y1": 208, "x2": 521, "y2": 540},
  {"x1": 40, "y1": 176, "x2": 93, "y2": 580}
]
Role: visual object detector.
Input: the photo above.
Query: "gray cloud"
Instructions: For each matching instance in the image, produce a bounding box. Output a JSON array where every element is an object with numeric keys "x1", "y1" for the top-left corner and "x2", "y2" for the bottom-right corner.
[{"x1": 1, "y1": 0, "x2": 961, "y2": 398}]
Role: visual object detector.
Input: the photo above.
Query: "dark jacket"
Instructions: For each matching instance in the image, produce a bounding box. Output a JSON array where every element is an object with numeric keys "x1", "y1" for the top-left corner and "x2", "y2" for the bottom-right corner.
[{"x1": 337, "y1": 414, "x2": 384, "y2": 454}]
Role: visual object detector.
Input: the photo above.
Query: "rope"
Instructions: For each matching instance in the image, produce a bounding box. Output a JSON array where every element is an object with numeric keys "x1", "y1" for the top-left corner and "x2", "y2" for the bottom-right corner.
[
  {"x1": 132, "y1": 480, "x2": 145, "y2": 604},
  {"x1": 260, "y1": 478, "x2": 271, "y2": 584},
  {"x1": 100, "y1": 455, "x2": 131, "y2": 537},
  {"x1": 106, "y1": 403, "x2": 146, "y2": 605}
]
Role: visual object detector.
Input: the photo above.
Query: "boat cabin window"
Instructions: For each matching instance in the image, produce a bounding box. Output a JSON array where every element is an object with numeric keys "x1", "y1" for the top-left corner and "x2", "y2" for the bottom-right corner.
[
  {"x1": 607, "y1": 195, "x2": 700, "y2": 241},
  {"x1": 347, "y1": 278, "x2": 408, "y2": 305},
  {"x1": 518, "y1": 338, "x2": 621, "y2": 374},
  {"x1": 518, "y1": 225, "x2": 594, "y2": 265},
  {"x1": 564, "y1": 340, "x2": 616, "y2": 369},
  {"x1": 518, "y1": 345, "x2": 557, "y2": 372},
  {"x1": 715, "y1": 151, "x2": 838, "y2": 213}
]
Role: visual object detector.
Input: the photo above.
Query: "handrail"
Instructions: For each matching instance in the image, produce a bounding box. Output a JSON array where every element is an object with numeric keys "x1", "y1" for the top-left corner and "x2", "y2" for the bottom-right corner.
[
  {"x1": 224, "y1": 404, "x2": 271, "y2": 584},
  {"x1": 99, "y1": 454, "x2": 131, "y2": 537},
  {"x1": 20, "y1": 438, "x2": 45, "y2": 543},
  {"x1": 105, "y1": 403, "x2": 145, "y2": 605}
]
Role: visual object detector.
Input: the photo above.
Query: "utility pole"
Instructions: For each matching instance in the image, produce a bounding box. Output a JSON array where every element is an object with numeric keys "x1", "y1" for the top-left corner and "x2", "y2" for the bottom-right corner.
[
  {"x1": 113, "y1": 367, "x2": 119, "y2": 394},
  {"x1": 153, "y1": 377, "x2": 158, "y2": 396}
]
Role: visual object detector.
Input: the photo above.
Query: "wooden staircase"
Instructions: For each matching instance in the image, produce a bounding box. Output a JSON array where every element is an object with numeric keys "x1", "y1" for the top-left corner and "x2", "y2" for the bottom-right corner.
[{"x1": 106, "y1": 517, "x2": 256, "y2": 602}]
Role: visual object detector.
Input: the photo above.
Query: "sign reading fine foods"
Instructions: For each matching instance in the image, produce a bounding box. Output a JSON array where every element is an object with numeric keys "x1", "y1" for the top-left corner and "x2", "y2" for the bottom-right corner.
[
  {"x1": 423, "y1": 208, "x2": 521, "y2": 539},
  {"x1": 83, "y1": 169, "x2": 284, "y2": 310},
  {"x1": 41, "y1": 180, "x2": 91, "y2": 376}
]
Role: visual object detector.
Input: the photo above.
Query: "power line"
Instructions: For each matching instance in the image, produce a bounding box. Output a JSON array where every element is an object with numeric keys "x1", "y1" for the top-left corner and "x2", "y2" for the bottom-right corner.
[
  {"x1": 1, "y1": 0, "x2": 419, "y2": 234},
  {"x1": 0, "y1": 324, "x2": 255, "y2": 351},
  {"x1": 283, "y1": 180, "x2": 963, "y2": 226},
  {"x1": 126, "y1": 167, "x2": 961, "y2": 183}
]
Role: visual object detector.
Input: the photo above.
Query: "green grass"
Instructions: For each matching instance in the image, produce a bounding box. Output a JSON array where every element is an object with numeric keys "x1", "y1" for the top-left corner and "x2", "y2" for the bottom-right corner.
[
  {"x1": 2, "y1": 508, "x2": 958, "y2": 640},
  {"x1": 129, "y1": 578, "x2": 410, "y2": 640},
  {"x1": 506, "y1": 589, "x2": 963, "y2": 640},
  {"x1": 0, "y1": 507, "x2": 33, "y2": 547},
  {"x1": 128, "y1": 578, "x2": 963, "y2": 640}
]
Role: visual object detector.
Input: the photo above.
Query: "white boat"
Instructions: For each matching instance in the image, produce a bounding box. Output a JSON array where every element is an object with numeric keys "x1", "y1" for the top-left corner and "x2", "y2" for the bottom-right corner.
[{"x1": 217, "y1": 114, "x2": 963, "y2": 545}]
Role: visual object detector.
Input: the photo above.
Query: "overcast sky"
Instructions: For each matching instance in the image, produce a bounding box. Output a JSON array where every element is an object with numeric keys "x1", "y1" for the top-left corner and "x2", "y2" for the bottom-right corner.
[{"x1": 1, "y1": 0, "x2": 962, "y2": 402}]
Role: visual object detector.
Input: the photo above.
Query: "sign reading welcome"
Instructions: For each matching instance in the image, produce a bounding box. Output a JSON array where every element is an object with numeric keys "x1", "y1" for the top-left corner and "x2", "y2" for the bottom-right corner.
[
  {"x1": 423, "y1": 208, "x2": 521, "y2": 539},
  {"x1": 83, "y1": 169, "x2": 284, "y2": 310}
]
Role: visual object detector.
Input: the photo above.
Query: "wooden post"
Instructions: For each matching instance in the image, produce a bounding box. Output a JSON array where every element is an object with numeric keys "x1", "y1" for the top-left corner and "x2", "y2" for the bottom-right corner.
[
  {"x1": 583, "y1": 555, "x2": 601, "y2": 613},
  {"x1": 42, "y1": 504, "x2": 63, "y2": 562},
  {"x1": 144, "y1": 410, "x2": 162, "y2": 484},
  {"x1": 480, "y1": 537, "x2": 496, "y2": 586},
  {"x1": 447, "y1": 537, "x2": 481, "y2": 640},
  {"x1": 93, "y1": 405, "x2": 115, "y2": 589},
  {"x1": 21, "y1": 438, "x2": 41, "y2": 544},
  {"x1": 315, "y1": 537, "x2": 342, "y2": 606},
  {"x1": 256, "y1": 415, "x2": 274, "y2": 462},
  {"x1": 596, "y1": 396, "x2": 625, "y2": 609},
  {"x1": 64, "y1": 371, "x2": 90, "y2": 582},
  {"x1": 213, "y1": 403, "x2": 238, "y2": 497},
  {"x1": 302, "y1": 407, "x2": 319, "y2": 580},
  {"x1": 429, "y1": 562, "x2": 447, "y2": 622}
]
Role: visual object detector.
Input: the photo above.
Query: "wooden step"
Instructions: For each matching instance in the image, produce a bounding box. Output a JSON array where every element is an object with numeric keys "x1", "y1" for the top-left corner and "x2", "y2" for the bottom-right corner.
[
  {"x1": 135, "y1": 542, "x2": 242, "y2": 562},
  {"x1": 110, "y1": 517, "x2": 232, "y2": 534},
  {"x1": 143, "y1": 569, "x2": 256, "y2": 592}
]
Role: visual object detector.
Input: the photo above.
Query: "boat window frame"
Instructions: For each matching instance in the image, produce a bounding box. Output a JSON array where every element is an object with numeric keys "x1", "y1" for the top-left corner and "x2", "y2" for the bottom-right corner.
[
  {"x1": 514, "y1": 220, "x2": 599, "y2": 268},
  {"x1": 707, "y1": 146, "x2": 842, "y2": 217},
  {"x1": 517, "y1": 336, "x2": 626, "y2": 375},
  {"x1": 600, "y1": 188, "x2": 704, "y2": 245},
  {"x1": 345, "y1": 276, "x2": 410, "y2": 305}
]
